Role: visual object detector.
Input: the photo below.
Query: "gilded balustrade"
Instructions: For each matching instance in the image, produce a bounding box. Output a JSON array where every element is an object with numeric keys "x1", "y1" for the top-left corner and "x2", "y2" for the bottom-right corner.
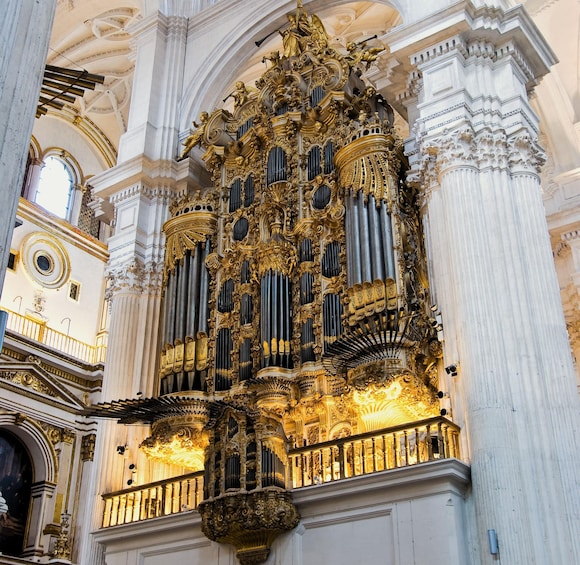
[
  {"x1": 100, "y1": 418, "x2": 459, "y2": 527},
  {"x1": 102, "y1": 472, "x2": 204, "y2": 527},
  {"x1": 289, "y1": 417, "x2": 460, "y2": 488}
]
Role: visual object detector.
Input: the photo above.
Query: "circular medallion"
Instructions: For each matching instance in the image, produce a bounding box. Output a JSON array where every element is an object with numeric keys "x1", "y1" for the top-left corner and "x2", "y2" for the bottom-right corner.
[{"x1": 20, "y1": 232, "x2": 71, "y2": 289}]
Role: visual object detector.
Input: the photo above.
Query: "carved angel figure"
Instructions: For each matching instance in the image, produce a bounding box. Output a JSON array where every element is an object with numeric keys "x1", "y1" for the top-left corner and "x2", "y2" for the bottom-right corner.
[
  {"x1": 280, "y1": 2, "x2": 328, "y2": 58},
  {"x1": 232, "y1": 81, "x2": 252, "y2": 108},
  {"x1": 179, "y1": 111, "x2": 209, "y2": 159},
  {"x1": 346, "y1": 40, "x2": 385, "y2": 71}
]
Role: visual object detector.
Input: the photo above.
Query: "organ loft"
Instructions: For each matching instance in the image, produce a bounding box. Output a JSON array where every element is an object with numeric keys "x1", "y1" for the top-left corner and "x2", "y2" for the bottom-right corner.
[{"x1": 90, "y1": 4, "x2": 452, "y2": 563}]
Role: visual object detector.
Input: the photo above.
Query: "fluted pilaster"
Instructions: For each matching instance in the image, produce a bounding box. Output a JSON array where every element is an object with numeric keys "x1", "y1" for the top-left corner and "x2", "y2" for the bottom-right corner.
[{"x1": 415, "y1": 125, "x2": 580, "y2": 563}]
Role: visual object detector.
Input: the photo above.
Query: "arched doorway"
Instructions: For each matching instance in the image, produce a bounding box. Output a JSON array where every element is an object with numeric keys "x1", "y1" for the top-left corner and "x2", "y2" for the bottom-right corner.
[{"x1": 0, "y1": 430, "x2": 33, "y2": 556}]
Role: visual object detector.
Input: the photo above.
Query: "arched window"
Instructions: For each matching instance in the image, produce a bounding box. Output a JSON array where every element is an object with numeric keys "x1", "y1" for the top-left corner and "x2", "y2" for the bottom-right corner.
[{"x1": 35, "y1": 156, "x2": 74, "y2": 219}]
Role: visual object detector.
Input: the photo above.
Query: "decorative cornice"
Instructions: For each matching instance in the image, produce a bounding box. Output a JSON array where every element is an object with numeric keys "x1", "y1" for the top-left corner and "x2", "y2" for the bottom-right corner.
[
  {"x1": 109, "y1": 183, "x2": 174, "y2": 206},
  {"x1": 386, "y1": 3, "x2": 556, "y2": 111}
]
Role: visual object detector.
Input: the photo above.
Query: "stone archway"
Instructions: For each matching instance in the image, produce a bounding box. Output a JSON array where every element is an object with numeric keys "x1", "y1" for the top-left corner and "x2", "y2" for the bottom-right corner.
[
  {"x1": 0, "y1": 415, "x2": 58, "y2": 557},
  {"x1": 0, "y1": 430, "x2": 33, "y2": 556}
]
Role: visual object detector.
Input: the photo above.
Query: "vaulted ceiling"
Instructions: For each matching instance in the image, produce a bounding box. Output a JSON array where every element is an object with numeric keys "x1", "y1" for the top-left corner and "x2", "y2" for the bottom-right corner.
[{"x1": 45, "y1": 0, "x2": 579, "y2": 166}]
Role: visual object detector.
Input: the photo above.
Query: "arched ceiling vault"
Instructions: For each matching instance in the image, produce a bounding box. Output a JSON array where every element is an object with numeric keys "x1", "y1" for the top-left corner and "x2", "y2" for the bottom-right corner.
[{"x1": 42, "y1": 0, "x2": 579, "y2": 177}]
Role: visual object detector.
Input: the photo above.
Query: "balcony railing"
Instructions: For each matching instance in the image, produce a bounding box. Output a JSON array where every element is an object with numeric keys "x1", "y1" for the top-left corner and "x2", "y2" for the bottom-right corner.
[
  {"x1": 289, "y1": 417, "x2": 460, "y2": 488},
  {"x1": 3, "y1": 308, "x2": 107, "y2": 364},
  {"x1": 100, "y1": 418, "x2": 460, "y2": 528},
  {"x1": 102, "y1": 471, "x2": 204, "y2": 528}
]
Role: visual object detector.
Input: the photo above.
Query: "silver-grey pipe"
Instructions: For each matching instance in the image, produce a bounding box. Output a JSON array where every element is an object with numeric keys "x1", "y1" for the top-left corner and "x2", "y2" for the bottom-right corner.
[
  {"x1": 380, "y1": 200, "x2": 395, "y2": 279},
  {"x1": 198, "y1": 241, "x2": 210, "y2": 333},
  {"x1": 359, "y1": 192, "x2": 372, "y2": 282},
  {"x1": 369, "y1": 195, "x2": 385, "y2": 280},
  {"x1": 350, "y1": 192, "x2": 362, "y2": 285}
]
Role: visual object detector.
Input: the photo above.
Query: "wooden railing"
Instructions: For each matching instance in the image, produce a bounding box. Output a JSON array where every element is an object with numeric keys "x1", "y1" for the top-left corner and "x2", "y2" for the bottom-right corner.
[
  {"x1": 288, "y1": 417, "x2": 460, "y2": 488},
  {"x1": 102, "y1": 472, "x2": 204, "y2": 528},
  {"x1": 100, "y1": 418, "x2": 460, "y2": 528},
  {"x1": 3, "y1": 308, "x2": 106, "y2": 364}
]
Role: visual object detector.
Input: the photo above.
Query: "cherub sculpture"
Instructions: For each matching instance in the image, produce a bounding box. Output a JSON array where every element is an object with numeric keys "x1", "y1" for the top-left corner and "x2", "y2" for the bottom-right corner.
[
  {"x1": 179, "y1": 111, "x2": 209, "y2": 159},
  {"x1": 346, "y1": 40, "x2": 385, "y2": 71}
]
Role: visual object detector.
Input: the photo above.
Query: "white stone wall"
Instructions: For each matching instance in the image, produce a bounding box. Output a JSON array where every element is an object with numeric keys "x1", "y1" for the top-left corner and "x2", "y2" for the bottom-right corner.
[
  {"x1": 0, "y1": 201, "x2": 108, "y2": 347},
  {"x1": 95, "y1": 461, "x2": 470, "y2": 565}
]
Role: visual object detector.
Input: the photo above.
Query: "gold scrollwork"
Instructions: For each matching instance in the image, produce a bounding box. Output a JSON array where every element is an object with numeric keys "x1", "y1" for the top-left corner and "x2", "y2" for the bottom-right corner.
[
  {"x1": 335, "y1": 133, "x2": 399, "y2": 203},
  {"x1": 163, "y1": 210, "x2": 217, "y2": 275}
]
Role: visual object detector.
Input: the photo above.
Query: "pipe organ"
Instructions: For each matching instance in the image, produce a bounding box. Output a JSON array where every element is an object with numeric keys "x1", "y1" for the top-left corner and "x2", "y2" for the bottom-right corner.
[
  {"x1": 158, "y1": 201, "x2": 215, "y2": 394},
  {"x1": 96, "y1": 5, "x2": 446, "y2": 564}
]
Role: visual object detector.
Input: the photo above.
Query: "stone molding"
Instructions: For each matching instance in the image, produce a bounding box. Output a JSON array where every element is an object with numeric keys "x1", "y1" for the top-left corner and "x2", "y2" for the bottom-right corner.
[{"x1": 109, "y1": 182, "x2": 174, "y2": 207}]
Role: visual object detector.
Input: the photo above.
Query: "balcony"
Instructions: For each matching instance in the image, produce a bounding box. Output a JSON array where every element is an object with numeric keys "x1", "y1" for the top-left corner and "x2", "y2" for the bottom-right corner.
[
  {"x1": 289, "y1": 416, "x2": 460, "y2": 487},
  {"x1": 101, "y1": 417, "x2": 460, "y2": 528},
  {"x1": 102, "y1": 472, "x2": 204, "y2": 528},
  {"x1": 3, "y1": 308, "x2": 107, "y2": 365}
]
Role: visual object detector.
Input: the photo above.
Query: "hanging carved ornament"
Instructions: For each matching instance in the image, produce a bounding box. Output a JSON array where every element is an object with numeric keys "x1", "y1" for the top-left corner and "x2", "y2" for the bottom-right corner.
[
  {"x1": 198, "y1": 491, "x2": 300, "y2": 565},
  {"x1": 351, "y1": 374, "x2": 439, "y2": 430},
  {"x1": 140, "y1": 424, "x2": 208, "y2": 470}
]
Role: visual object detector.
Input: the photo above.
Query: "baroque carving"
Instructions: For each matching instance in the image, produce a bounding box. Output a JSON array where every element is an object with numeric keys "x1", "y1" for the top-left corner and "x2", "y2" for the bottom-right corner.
[
  {"x1": 81, "y1": 433, "x2": 96, "y2": 461},
  {"x1": 507, "y1": 131, "x2": 546, "y2": 175},
  {"x1": 140, "y1": 422, "x2": 208, "y2": 470},
  {"x1": 198, "y1": 491, "x2": 300, "y2": 565},
  {"x1": 92, "y1": 6, "x2": 462, "y2": 563},
  {"x1": 409, "y1": 125, "x2": 546, "y2": 201},
  {"x1": 0, "y1": 370, "x2": 57, "y2": 397}
]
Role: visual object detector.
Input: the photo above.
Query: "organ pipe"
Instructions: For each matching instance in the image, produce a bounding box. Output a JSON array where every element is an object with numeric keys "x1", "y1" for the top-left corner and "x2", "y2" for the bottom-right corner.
[
  {"x1": 198, "y1": 241, "x2": 210, "y2": 334},
  {"x1": 369, "y1": 195, "x2": 384, "y2": 281},
  {"x1": 244, "y1": 175, "x2": 254, "y2": 207},
  {"x1": 163, "y1": 269, "x2": 177, "y2": 345},
  {"x1": 308, "y1": 146, "x2": 321, "y2": 180},
  {"x1": 345, "y1": 192, "x2": 395, "y2": 286},
  {"x1": 267, "y1": 147, "x2": 287, "y2": 185},
  {"x1": 230, "y1": 178, "x2": 242, "y2": 212},
  {"x1": 300, "y1": 239, "x2": 313, "y2": 262},
  {"x1": 186, "y1": 248, "x2": 200, "y2": 337},
  {"x1": 175, "y1": 259, "x2": 187, "y2": 341},
  {"x1": 323, "y1": 141, "x2": 334, "y2": 174},
  {"x1": 358, "y1": 192, "x2": 373, "y2": 281},
  {"x1": 380, "y1": 200, "x2": 395, "y2": 279},
  {"x1": 260, "y1": 270, "x2": 292, "y2": 368}
]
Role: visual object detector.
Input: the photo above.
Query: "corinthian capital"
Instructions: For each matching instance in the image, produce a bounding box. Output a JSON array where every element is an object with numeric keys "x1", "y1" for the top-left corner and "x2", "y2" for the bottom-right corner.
[
  {"x1": 407, "y1": 125, "x2": 477, "y2": 200},
  {"x1": 507, "y1": 131, "x2": 546, "y2": 175},
  {"x1": 427, "y1": 126, "x2": 477, "y2": 172},
  {"x1": 105, "y1": 260, "x2": 145, "y2": 299},
  {"x1": 105, "y1": 259, "x2": 164, "y2": 300}
]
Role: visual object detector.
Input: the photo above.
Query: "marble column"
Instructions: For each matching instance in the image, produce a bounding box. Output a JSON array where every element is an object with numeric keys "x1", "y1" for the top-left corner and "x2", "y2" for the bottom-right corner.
[
  {"x1": 558, "y1": 231, "x2": 580, "y2": 387},
  {"x1": 78, "y1": 8, "x2": 212, "y2": 565},
  {"x1": 22, "y1": 158, "x2": 44, "y2": 202},
  {"x1": 69, "y1": 184, "x2": 88, "y2": 227},
  {"x1": 387, "y1": 3, "x2": 580, "y2": 563},
  {"x1": 0, "y1": 0, "x2": 56, "y2": 293},
  {"x1": 77, "y1": 184, "x2": 168, "y2": 565}
]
